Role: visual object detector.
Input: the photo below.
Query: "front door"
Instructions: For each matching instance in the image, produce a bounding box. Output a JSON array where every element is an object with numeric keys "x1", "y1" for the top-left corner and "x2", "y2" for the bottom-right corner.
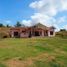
[{"x1": 35, "y1": 31, "x2": 40, "y2": 36}]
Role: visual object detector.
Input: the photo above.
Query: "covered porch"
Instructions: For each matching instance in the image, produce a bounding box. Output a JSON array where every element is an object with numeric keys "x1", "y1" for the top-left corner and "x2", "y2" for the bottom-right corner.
[{"x1": 30, "y1": 28, "x2": 48, "y2": 37}]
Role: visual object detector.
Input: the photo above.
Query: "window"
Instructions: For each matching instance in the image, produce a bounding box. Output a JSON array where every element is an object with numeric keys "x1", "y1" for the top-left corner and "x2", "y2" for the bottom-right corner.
[
  {"x1": 22, "y1": 30, "x2": 26, "y2": 35},
  {"x1": 50, "y1": 31, "x2": 53, "y2": 35},
  {"x1": 14, "y1": 32, "x2": 19, "y2": 38}
]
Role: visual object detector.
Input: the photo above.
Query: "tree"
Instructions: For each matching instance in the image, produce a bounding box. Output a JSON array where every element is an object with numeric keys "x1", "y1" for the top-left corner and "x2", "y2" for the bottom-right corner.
[
  {"x1": 56, "y1": 29, "x2": 67, "y2": 38},
  {"x1": 60, "y1": 29, "x2": 66, "y2": 32},
  {"x1": 15, "y1": 21, "x2": 22, "y2": 27},
  {"x1": 6, "y1": 24, "x2": 11, "y2": 28},
  {"x1": 0, "y1": 23, "x2": 4, "y2": 27}
]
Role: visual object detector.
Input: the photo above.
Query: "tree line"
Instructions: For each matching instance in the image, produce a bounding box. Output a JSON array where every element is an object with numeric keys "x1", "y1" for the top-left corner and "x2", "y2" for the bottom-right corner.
[{"x1": 0, "y1": 21, "x2": 25, "y2": 27}]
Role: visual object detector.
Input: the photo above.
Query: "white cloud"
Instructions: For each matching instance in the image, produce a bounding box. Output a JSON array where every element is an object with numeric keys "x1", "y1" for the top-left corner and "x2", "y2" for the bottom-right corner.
[
  {"x1": 61, "y1": 0, "x2": 67, "y2": 10},
  {"x1": 29, "y1": 0, "x2": 67, "y2": 16},
  {"x1": 30, "y1": 0, "x2": 67, "y2": 11},
  {"x1": 22, "y1": 13, "x2": 56, "y2": 27},
  {"x1": 5, "y1": 20, "x2": 11, "y2": 24},
  {"x1": 31, "y1": 13, "x2": 56, "y2": 26},
  {"x1": 63, "y1": 25, "x2": 67, "y2": 30},
  {"x1": 53, "y1": 24, "x2": 60, "y2": 31},
  {"x1": 0, "y1": 20, "x2": 12, "y2": 25},
  {"x1": 57, "y1": 16, "x2": 67, "y2": 23},
  {"x1": 65, "y1": 25, "x2": 67, "y2": 30},
  {"x1": 22, "y1": 0, "x2": 67, "y2": 31},
  {"x1": 29, "y1": 0, "x2": 45, "y2": 9},
  {"x1": 21, "y1": 20, "x2": 32, "y2": 26}
]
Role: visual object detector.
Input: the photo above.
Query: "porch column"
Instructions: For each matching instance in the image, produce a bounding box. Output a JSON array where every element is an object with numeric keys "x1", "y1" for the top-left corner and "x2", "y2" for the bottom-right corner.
[
  {"x1": 48, "y1": 30, "x2": 50, "y2": 37},
  {"x1": 11, "y1": 31, "x2": 14, "y2": 37},
  {"x1": 32, "y1": 29, "x2": 34, "y2": 36},
  {"x1": 42, "y1": 30, "x2": 44, "y2": 37}
]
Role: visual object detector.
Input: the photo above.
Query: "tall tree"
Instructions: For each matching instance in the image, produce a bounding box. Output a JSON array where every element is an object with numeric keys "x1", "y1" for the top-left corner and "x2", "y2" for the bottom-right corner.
[
  {"x1": 15, "y1": 21, "x2": 22, "y2": 27},
  {"x1": 0, "y1": 23, "x2": 4, "y2": 27},
  {"x1": 6, "y1": 24, "x2": 11, "y2": 28}
]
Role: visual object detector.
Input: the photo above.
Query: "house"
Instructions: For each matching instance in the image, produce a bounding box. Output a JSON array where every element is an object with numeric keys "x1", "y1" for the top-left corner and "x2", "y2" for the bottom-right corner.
[{"x1": 10, "y1": 23, "x2": 55, "y2": 38}]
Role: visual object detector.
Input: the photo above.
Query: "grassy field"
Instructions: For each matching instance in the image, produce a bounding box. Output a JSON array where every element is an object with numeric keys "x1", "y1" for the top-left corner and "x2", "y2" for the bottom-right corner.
[{"x1": 0, "y1": 37, "x2": 67, "y2": 67}]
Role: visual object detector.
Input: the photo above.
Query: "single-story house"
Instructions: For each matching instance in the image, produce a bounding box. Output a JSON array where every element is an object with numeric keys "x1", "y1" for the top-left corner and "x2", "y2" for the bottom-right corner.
[{"x1": 10, "y1": 23, "x2": 55, "y2": 38}]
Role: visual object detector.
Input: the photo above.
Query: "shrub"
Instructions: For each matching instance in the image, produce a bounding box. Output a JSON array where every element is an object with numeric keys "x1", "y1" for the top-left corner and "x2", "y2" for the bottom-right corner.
[
  {"x1": 56, "y1": 31, "x2": 67, "y2": 38},
  {"x1": 0, "y1": 32, "x2": 10, "y2": 38}
]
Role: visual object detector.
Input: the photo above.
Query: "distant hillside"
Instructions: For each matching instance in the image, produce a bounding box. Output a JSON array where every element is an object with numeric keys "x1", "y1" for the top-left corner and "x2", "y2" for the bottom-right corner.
[{"x1": 56, "y1": 30, "x2": 67, "y2": 38}]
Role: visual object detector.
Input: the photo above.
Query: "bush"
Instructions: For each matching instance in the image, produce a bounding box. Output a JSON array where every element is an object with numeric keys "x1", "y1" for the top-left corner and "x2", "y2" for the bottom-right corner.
[
  {"x1": 56, "y1": 31, "x2": 67, "y2": 38},
  {"x1": 0, "y1": 32, "x2": 10, "y2": 38}
]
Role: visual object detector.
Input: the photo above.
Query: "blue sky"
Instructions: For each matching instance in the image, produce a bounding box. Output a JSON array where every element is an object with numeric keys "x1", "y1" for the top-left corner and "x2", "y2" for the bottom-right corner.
[
  {"x1": 0, "y1": 0, "x2": 67, "y2": 31},
  {"x1": 0, "y1": 0, "x2": 36, "y2": 25}
]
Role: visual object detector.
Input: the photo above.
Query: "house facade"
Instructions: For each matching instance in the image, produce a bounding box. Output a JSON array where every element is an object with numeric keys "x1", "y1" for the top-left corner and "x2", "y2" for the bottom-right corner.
[{"x1": 10, "y1": 23, "x2": 55, "y2": 38}]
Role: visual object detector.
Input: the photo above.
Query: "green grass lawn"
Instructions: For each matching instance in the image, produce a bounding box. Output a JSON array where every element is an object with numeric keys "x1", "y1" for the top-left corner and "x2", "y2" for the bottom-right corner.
[{"x1": 0, "y1": 37, "x2": 67, "y2": 67}]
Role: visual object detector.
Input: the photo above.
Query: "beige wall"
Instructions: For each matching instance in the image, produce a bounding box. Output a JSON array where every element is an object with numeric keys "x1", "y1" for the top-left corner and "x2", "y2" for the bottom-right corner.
[
  {"x1": 10, "y1": 28, "x2": 55, "y2": 38},
  {"x1": 20, "y1": 32, "x2": 29, "y2": 38},
  {"x1": 48, "y1": 30, "x2": 55, "y2": 37}
]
